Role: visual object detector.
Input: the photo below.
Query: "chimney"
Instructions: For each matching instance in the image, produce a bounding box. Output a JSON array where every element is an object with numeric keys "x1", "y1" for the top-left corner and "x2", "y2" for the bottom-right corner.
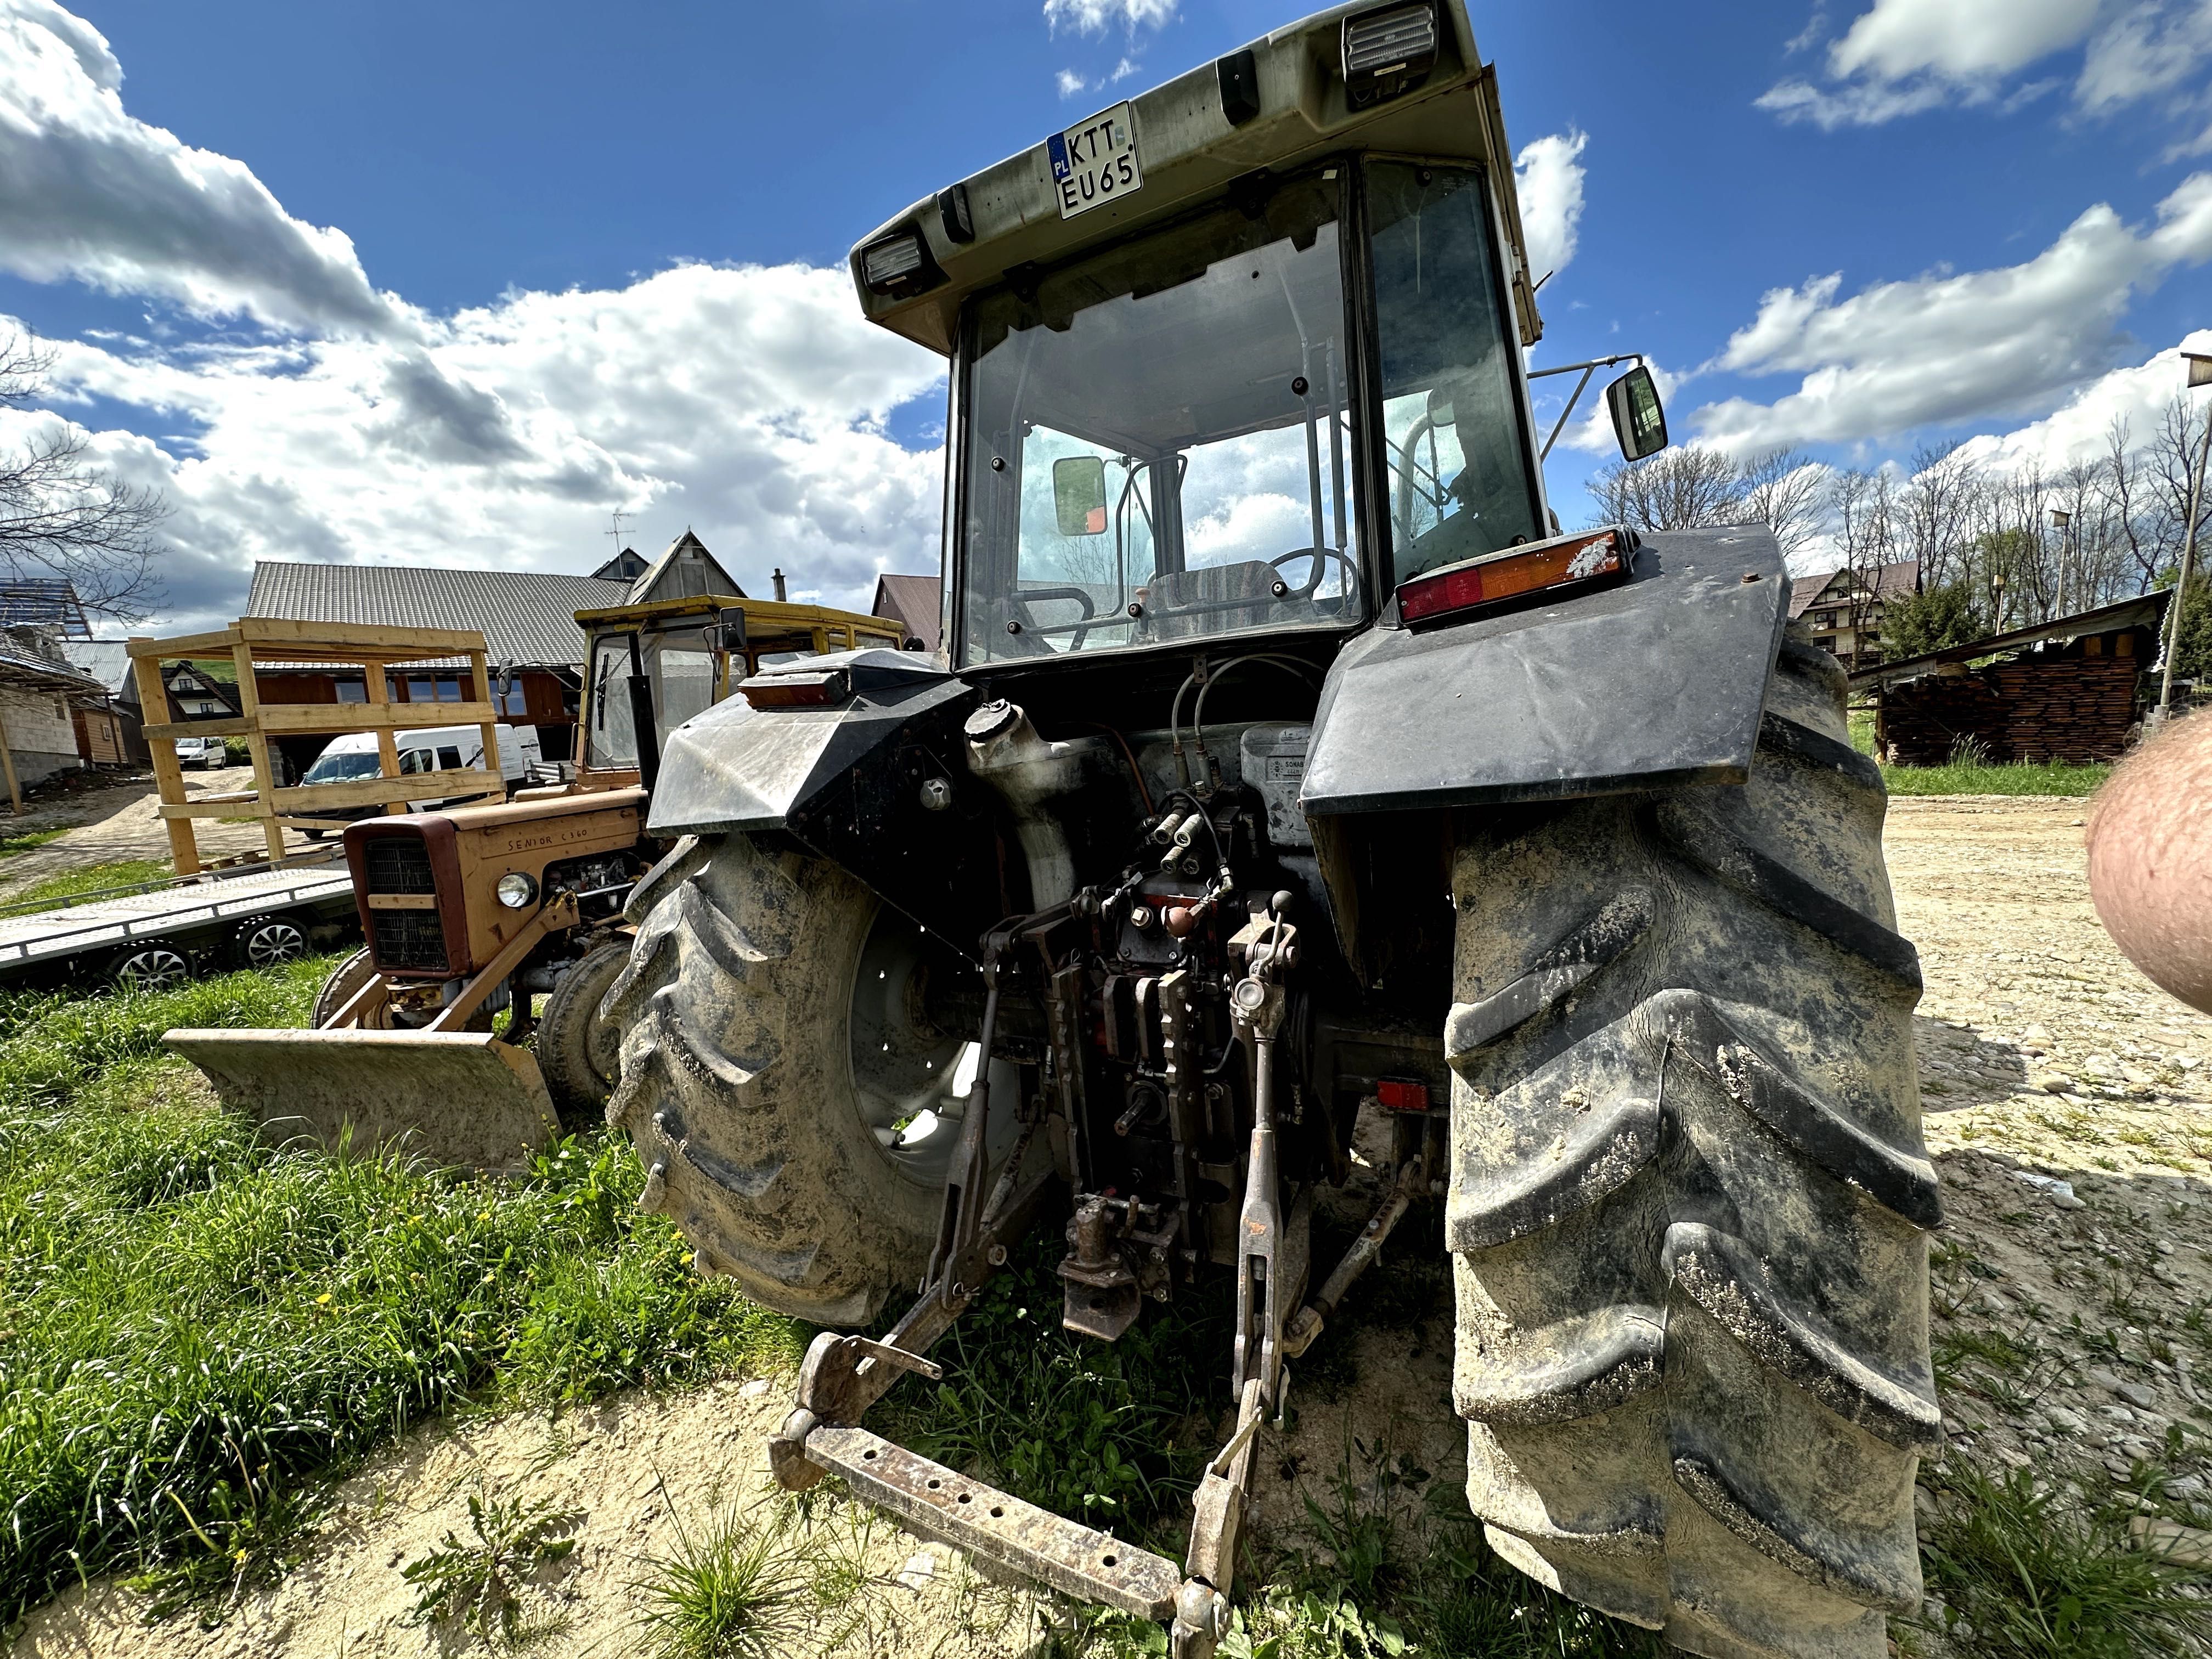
[{"x1": 772, "y1": 567, "x2": 788, "y2": 602}]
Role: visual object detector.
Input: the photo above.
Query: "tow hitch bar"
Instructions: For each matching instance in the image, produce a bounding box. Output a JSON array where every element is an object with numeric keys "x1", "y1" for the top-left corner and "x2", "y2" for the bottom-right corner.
[{"x1": 767, "y1": 900, "x2": 1423, "y2": 1657}]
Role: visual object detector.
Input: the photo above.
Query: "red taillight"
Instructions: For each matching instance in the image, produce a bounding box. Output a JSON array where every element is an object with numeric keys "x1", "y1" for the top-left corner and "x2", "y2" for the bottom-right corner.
[
  {"x1": 1376, "y1": 1079, "x2": 1430, "y2": 1112},
  {"x1": 1396, "y1": 527, "x2": 1632, "y2": 626},
  {"x1": 739, "y1": 669, "x2": 850, "y2": 710}
]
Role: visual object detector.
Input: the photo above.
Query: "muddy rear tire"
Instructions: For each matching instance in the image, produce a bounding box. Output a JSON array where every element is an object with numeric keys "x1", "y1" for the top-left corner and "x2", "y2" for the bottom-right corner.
[
  {"x1": 605, "y1": 834, "x2": 993, "y2": 1326},
  {"x1": 1446, "y1": 637, "x2": 1938, "y2": 1659}
]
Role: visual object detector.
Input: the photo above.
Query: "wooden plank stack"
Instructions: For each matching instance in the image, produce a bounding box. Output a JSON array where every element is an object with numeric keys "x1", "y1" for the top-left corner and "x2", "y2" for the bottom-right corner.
[{"x1": 1881, "y1": 653, "x2": 2142, "y2": 766}]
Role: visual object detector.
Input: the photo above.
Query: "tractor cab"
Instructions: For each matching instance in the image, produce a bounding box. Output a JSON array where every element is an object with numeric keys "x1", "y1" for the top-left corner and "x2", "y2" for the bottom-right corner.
[
  {"x1": 847, "y1": 1, "x2": 1663, "y2": 676},
  {"x1": 572, "y1": 594, "x2": 908, "y2": 786}
]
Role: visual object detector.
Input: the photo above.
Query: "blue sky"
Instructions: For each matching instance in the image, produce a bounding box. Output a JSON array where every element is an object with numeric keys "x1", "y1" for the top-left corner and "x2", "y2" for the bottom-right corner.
[{"x1": 1, "y1": 0, "x2": 2208, "y2": 627}]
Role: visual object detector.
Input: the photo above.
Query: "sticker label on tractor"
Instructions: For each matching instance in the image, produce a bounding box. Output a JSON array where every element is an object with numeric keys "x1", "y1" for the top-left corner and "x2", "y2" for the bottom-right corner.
[{"x1": 1047, "y1": 102, "x2": 1142, "y2": 221}]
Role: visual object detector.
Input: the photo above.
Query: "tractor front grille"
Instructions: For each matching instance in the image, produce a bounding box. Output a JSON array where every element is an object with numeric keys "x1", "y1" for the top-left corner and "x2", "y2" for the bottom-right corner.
[
  {"x1": 364, "y1": 838, "x2": 436, "y2": 895},
  {"x1": 371, "y1": 909, "x2": 449, "y2": 971}
]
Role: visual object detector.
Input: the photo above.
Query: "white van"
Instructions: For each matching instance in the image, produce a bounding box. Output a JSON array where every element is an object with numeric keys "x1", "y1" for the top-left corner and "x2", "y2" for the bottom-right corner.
[
  {"x1": 173, "y1": 734, "x2": 227, "y2": 770},
  {"x1": 297, "y1": 724, "x2": 543, "y2": 823}
]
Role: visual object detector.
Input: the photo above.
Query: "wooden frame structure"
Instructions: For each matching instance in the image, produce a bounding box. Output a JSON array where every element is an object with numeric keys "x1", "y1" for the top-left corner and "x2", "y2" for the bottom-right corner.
[{"x1": 128, "y1": 619, "x2": 507, "y2": 874}]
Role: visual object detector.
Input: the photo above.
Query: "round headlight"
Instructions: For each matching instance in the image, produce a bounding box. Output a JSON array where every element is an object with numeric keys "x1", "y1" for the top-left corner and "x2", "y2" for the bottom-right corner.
[{"x1": 495, "y1": 871, "x2": 538, "y2": 909}]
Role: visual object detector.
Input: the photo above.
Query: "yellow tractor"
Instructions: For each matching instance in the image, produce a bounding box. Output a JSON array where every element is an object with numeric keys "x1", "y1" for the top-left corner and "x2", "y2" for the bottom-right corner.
[{"x1": 168, "y1": 588, "x2": 911, "y2": 1170}]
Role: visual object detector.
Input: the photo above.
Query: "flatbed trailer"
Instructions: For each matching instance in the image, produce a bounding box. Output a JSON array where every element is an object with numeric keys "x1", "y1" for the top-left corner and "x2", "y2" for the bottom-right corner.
[{"x1": 0, "y1": 856, "x2": 359, "y2": 990}]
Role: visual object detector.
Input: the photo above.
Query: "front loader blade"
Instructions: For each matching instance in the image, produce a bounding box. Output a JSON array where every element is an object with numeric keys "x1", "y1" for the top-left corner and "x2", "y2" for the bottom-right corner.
[{"x1": 165, "y1": 1028, "x2": 561, "y2": 1174}]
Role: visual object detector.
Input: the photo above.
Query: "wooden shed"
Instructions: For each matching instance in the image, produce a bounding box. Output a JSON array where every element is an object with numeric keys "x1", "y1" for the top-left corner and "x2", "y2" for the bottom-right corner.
[{"x1": 1850, "y1": 592, "x2": 2171, "y2": 766}]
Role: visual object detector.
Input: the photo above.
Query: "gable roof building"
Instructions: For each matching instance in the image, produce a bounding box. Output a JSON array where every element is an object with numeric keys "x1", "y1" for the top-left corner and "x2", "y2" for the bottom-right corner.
[
  {"x1": 1787, "y1": 560, "x2": 1920, "y2": 666},
  {"x1": 871, "y1": 574, "x2": 942, "y2": 652},
  {"x1": 246, "y1": 561, "x2": 631, "y2": 670}
]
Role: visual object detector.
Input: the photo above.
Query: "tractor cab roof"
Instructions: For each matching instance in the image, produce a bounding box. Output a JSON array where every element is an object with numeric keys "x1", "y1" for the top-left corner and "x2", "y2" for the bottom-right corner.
[{"x1": 847, "y1": 0, "x2": 1542, "y2": 358}]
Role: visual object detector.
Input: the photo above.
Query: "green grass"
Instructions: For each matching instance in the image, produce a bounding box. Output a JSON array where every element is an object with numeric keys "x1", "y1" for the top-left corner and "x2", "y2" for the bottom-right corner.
[
  {"x1": 880, "y1": 1232, "x2": 1229, "y2": 1551},
  {"x1": 0, "y1": 828, "x2": 69, "y2": 858},
  {"x1": 0, "y1": 958, "x2": 804, "y2": 1623},
  {"x1": 1916, "y1": 1458, "x2": 2212, "y2": 1656},
  {"x1": 1879, "y1": 760, "x2": 2111, "y2": 797},
  {"x1": 6, "y1": 855, "x2": 172, "y2": 907}
]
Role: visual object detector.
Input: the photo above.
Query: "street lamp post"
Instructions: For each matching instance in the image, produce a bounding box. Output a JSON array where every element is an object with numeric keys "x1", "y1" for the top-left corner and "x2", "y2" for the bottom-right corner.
[
  {"x1": 2154, "y1": 351, "x2": 2212, "y2": 725},
  {"x1": 2051, "y1": 507, "x2": 2072, "y2": 620}
]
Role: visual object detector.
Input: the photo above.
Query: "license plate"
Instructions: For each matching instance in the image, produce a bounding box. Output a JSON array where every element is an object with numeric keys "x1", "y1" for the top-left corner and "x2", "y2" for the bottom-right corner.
[{"x1": 1047, "y1": 101, "x2": 1143, "y2": 221}]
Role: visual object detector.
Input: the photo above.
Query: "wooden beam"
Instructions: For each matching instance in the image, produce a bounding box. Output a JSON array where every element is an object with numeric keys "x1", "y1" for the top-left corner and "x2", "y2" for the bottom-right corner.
[
  {"x1": 132, "y1": 649, "x2": 201, "y2": 875},
  {"x1": 0, "y1": 695, "x2": 21, "y2": 816},
  {"x1": 254, "y1": 701, "x2": 500, "y2": 735},
  {"x1": 363, "y1": 654, "x2": 405, "y2": 817},
  {"x1": 126, "y1": 628, "x2": 241, "y2": 661},
  {"x1": 233, "y1": 639, "x2": 287, "y2": 866},
  {"x1": 141, "y1": 716, "x2": 255, "y2": 742},
  {"x1": 233, "y1": 617, "x2": 489, "y2": 657},
  {"x1": 269, "y1": 769, "x2": 503, "y2": 812}
]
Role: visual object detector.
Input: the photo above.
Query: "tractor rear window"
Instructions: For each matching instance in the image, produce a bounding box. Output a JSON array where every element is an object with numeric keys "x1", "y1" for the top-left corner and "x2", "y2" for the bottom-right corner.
[{"x1": 958, "y1": 170, "x2": 1363, "y2": 664}]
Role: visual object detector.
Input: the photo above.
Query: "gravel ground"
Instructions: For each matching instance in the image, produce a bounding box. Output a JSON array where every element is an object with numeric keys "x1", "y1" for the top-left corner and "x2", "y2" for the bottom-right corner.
[
  {"x1": 12, "y1": 791, "x2": 2212, "y2": 1656},
  {"x1": 0, "y1": 765, "x2": 278, "y2": 900},
  {"x1": 1888, "y1": 796, "x2": 2212, "y2": 1525}
]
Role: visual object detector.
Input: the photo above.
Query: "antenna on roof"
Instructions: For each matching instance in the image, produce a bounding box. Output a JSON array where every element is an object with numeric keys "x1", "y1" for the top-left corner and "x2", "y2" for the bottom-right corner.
[{"x1": 605, "y1": 509, "x2": 631, "y2": 554}]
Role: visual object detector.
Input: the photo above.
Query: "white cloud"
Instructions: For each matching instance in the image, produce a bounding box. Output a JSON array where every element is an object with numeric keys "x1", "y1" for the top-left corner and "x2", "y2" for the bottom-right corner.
[
  {"x1": 1950, "y1": 329, "x2": 2212, "y2": 473},
  {"x1": 1056, "y1": 69, "x2": 1091, "y2": 99},
  {"x1": 0, "y1": 0, "x2": 404, "y2": 335},
  {"x1": 1692, "y1": 172, "x2": 2212, "y2": 452},
  {"x1": 1828, "y1": 0, "x2": 2101, "y2": 81},
  {"x1": 1043, "y1": 0, "x2": 1176, "y2": 34},
  {"x1": 22, "y1": 262, "x2": 948, "y2": 629},
  {"x1": 1514, "y1": 131, "x2": 1587, "y2": 287},
  {"x1": 1763, "y1": 0, "x2": 2212, "y2": 134}
]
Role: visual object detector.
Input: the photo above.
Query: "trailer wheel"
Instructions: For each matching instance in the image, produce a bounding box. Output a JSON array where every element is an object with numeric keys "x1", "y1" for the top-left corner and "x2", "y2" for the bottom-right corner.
[
  {"x1": 604, "y1": 834, "x2": 1014, "y2": 1325},
  {"x1": 110, "y1": 943, "x2": 191, "y2": 992},
  {"x1": 535, "y1": 940, "x2": 629, "y2": 1129},
  {"x1": 233, "y1": 914, "x2": 308, "y2": 970},
  {"x1": 1446, "y1": 637, "x2": 1938, "y2": 1659}
]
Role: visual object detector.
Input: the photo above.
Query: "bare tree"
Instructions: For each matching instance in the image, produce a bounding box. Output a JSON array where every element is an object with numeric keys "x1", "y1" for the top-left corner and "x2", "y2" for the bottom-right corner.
[
  {"x1": 1736, "y1": 449, "x2": 1826, "y2": 561},
  {"x1": 1586, "y1": 445, "x2": 1745, "y2": 533},
  {"x1": 0, "y1": 327, "x2": 166, "y2": 620}
]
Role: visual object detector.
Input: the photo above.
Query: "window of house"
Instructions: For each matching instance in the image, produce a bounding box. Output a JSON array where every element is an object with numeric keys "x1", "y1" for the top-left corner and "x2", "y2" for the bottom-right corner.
[
  {"x1": 336, "y1": 680, "x2": 368, "y2": 704},
  {"x1": 498, "y1": 682, "x2": 528, "y2": 715}
]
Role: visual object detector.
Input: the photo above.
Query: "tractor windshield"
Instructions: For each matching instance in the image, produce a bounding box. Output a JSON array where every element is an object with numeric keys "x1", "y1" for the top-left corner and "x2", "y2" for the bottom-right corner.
[{"x1": 958, "y1": 170, "x2": 1362, "y2": 664}]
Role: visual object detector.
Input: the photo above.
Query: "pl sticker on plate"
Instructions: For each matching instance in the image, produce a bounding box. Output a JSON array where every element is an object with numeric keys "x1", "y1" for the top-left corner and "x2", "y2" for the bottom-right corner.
[{"x1": 1047, "y1": 102, "x2": 1142, "y2": 221}]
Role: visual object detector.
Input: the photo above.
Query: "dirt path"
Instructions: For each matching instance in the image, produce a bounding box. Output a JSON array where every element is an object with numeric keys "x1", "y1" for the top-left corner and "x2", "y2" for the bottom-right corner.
[
  {"x1": 0, "y1": 765, "x2": 277, "y2": 901},
  {"x1": 13, "y1": 793, "x2": 2212, "y2": 1656}
]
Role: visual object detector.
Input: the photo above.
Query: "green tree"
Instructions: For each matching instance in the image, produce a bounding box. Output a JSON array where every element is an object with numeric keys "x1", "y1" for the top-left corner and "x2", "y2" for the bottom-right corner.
[
  {"x1": 2169, "y1": 572, "x2": 2212, "y2": 682},
  {"x1": 1883, "y1": 581, "x2": 1984, "y2": 659}
]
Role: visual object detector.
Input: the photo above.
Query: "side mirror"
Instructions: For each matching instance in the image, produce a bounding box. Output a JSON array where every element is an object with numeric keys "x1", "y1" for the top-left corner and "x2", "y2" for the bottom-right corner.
[
  {"x1": 1606, "y1": 366, "x2": 1668, "y2": 461},
  {"x1": 1052, "y1": 455, "x2": 1109, "y2": 537},
  {"x1": 710, "y1": 608, "x2": 749, "y2": 654}
]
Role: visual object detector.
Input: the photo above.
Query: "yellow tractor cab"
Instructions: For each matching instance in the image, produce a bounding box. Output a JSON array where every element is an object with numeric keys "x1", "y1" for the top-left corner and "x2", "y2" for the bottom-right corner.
[{"x1": 569, "y1": 592, "x2": 912, "y2": 791}]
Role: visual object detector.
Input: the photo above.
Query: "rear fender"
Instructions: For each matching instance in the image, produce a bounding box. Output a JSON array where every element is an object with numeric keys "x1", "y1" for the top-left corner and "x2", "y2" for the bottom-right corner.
[
  {"x1": 1301, "y1": 526, "x2": 1788, "y2": 979},
  {"x1": 646, "y1": 652, "x2": 998, "y2": 955}
]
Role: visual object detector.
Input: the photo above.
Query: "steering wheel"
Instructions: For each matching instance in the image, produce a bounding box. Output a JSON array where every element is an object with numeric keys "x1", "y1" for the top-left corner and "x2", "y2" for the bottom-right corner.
[
  {"x1": 1008, "y1": 584, "x2": 1098, "y2": 650},
  {"x1": 1268, "y1": 547, "x2": 1359, "y2": 601}
]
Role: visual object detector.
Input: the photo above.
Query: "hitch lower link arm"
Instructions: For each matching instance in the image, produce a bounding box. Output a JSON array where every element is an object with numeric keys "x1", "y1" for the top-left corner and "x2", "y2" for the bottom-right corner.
[{"x1": 1173, "y1": 904, "x2": 1301, "y2": 1659}]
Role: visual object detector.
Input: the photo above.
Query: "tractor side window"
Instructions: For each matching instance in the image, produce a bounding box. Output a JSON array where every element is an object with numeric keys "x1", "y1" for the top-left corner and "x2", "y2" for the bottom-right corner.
[
  {"x1": 654, "y1": 647, "x2": 716, "y2": 738},
  {"x1": 960, "y1": 168, "x2": 1362, "y2": 663},
  {"x1": 1368, "y1": 162, "x2": 1542, "y2": 588},
  {"x1": 586, "y1": 637, "x2": 638, "y2": 769}
]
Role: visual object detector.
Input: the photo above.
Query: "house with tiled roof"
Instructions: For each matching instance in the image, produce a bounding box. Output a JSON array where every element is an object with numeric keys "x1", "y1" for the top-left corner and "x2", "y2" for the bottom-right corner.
[{"x1": 1787, "y1": 560, "x2": 1919, "y2": 669}]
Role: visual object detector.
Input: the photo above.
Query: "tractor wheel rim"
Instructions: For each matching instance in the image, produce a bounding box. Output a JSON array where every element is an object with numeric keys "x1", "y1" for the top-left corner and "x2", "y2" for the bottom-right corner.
[{"x1": 846, "y1": 905, "x2": 1017, "y2": 1187}]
